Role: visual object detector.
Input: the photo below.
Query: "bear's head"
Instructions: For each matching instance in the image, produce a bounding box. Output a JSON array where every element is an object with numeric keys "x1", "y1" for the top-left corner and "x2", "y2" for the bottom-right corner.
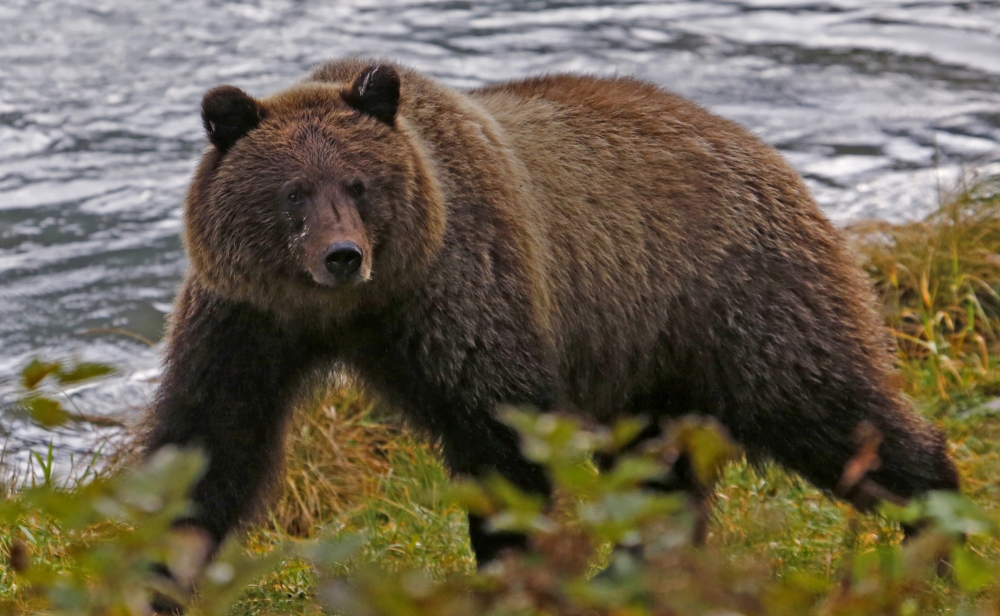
[{"x1": 185, "y1": 64, "x2": 445, "y2": 317}]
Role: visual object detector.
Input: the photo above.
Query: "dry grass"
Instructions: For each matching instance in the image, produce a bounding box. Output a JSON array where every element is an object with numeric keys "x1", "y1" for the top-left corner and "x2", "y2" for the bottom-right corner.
[
  {"x1": 262, "y1": 387, "x2": 473, "y2": 573},
  {"x1": 848, "y1": 173, "x2": 1000, "y2": 406},
  {"x1": 271, "y1": 388, "x2": 407, "y2": 537}
]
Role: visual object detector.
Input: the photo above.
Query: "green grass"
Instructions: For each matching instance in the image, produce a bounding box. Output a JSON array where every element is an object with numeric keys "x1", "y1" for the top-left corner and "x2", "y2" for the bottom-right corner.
[{"x1": 221, "y1": 401, "x2": 1000, "y2": 615}]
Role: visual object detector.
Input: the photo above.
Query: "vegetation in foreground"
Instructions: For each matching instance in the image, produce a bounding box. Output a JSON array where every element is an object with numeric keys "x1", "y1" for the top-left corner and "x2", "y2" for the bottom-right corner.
[{"x1": 2, "y1": 174, "x2": 1000, "y2": 615}]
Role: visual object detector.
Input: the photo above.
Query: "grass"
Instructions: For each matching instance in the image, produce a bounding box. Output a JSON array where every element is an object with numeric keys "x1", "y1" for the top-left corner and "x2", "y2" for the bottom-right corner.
[
  {"x1": 229, "y1": 391, "x2": 472, "y2": 615},
  {"x1": 3, "y1": 173, "x2": 1000, "y2": 614},
  {"x1": 849, "y1": 173, "x2": 1000, "y2": 409}
]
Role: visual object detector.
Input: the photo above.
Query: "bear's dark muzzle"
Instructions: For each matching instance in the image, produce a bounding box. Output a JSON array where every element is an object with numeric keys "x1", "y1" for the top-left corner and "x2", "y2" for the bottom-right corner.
[{"x1": 324, "y1": 241, "x2": 364, "y2": 281}]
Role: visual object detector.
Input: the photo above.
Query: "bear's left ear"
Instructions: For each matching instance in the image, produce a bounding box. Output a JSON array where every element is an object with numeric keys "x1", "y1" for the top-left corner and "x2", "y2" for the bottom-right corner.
[
  {"x1": 201, "y1": 85, "x2": 263, "y2": 154},
  {"x1": 341, "y1": 64, "x2": 400, "y2": 126}
]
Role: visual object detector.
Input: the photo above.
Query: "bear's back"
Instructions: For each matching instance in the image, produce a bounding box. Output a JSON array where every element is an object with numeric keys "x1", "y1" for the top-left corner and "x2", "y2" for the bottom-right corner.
[
  {"x1": 470, "y1": 73, "x2": 832, "y2": 268},
  {"x1": 467, "y1": 75, "x2": 869, "y2": 413}
]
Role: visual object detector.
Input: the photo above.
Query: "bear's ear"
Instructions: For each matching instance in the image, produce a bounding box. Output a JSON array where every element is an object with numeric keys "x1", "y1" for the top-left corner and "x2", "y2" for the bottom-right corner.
[
  {"x1": 341, "y1": 64, "x2": 400, "y2": 126},
  {"x1": 201, "y1": 85, "x2": 263, "y2": 153}
]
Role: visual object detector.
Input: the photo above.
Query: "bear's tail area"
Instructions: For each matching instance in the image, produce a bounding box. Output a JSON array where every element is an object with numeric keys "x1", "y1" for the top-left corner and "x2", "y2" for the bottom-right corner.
[
  {"x1": 831, "y1": 415, "x2": 959, "y2": 515},
  {"x1": 867, "y1": 407, "x2": 959, "y2": 497},
  {"x1": 734, "y1": 384, "x2": 959, "y2": 517}
]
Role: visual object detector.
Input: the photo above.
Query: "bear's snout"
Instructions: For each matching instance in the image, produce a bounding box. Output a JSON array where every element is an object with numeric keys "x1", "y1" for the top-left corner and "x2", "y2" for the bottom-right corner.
[{"x1": 324, "y1": 241, "x2": 364, "y2": 281}]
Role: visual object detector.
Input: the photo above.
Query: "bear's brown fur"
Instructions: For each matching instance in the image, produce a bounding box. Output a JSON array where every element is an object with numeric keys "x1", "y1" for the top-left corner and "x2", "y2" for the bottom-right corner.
[{"x1": 145, "y1": 58, "x2": 959, "y2": 573}]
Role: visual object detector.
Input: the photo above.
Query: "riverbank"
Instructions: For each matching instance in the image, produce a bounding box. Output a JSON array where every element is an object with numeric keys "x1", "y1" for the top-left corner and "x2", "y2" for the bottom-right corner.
[{"x1": 3, "y1": 174, "x2": 1000, "y2": 614}]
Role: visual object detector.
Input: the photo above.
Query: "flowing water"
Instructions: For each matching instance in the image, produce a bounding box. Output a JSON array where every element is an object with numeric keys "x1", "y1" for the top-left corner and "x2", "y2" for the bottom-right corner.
[{"x1": 2, "y1": 0, "x2": 1000, "y2": 473}]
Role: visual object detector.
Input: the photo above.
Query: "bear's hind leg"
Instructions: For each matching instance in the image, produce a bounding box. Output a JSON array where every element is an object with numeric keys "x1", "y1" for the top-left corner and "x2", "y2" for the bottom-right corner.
[
  {"x1": 697, "y1": 251, "x2": 959, "y2": 523},
  {"x1": 726, "y1": 391, "x2": 959, "y2": 518}
]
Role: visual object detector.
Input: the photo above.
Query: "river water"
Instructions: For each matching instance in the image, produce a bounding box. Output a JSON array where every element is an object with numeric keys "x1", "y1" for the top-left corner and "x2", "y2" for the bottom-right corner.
[{"x1": 2, "y1": 0, "x2": 1000, "y2": 473}]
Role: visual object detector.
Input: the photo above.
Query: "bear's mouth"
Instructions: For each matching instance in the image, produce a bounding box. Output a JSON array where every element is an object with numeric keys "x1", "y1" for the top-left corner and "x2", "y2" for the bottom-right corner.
[
  {"x1": 292, "y1": 267, "x2": 365, "y2": 291},
  {"x1": 291, "y1": 269, "x2": 326, "y2": 290}
]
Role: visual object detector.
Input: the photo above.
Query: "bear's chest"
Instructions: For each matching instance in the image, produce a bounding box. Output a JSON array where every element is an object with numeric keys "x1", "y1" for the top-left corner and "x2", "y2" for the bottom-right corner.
[{"x1": 333, "y1": 306, "x2": 556, "y2": 429}]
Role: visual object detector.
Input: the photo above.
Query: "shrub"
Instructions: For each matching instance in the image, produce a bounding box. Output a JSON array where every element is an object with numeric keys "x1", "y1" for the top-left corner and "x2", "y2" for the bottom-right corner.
[{"x1": 3, "y1": 411, "x2": 998, "y2": 615}]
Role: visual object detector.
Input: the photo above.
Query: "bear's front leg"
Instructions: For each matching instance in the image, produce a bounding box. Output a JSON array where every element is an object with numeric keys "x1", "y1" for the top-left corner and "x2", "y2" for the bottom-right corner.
[
  {"x1": 437, "y1": 412, "x2": 552, "y2": 566},
  {"x1": 143, "y1": 277, "x2": 323, "y2": 598}
]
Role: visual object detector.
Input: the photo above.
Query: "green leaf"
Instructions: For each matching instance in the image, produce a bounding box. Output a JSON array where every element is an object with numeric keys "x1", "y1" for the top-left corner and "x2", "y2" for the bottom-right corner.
[
  {"x1": 22, "y1": 395, "x2": 71, "y2": 428},
  {"x1": 197, "y1": 538, "x2": 290, "y2": 615},
  {"x1": 57, "y1": 361, "x2": 115, "y2": 384},
  {"x1": 482, "y1": 474, "x2": 553, "y2": 534},
  {"x1": 677, "y1": 419, "x2": 737, "y2": 486},
  {"x1": 551, "y1": 462, "x2": 600, "y2": 497},
  {"x1": 951, "y1": 546, "x2": 995, "y2": 592},
  {"x1": 764, "y1": 571, "x2": 829, "y2": 614},
  {"x1": 21, "y1": 357, "x2": 63, "y2": 390},
  {"x1": 294, "y1": 534, "x2": 364, "y2": 570},
  {"x1": 923, "y1": 491, "x2": 997, "y2": 537},
  {"x1": 879, "y1": 499, "x2": 924, "y2": 524},
  {"x1": 444, "y1": 478, "x2": 496, "y2": 516},
  {"x1": 116, "y1": 446, "x2": 208, "y2": 516},
  {"x1": 603, "y1": 455, "x2": 667, "y2": 492},
  {"x1": 608, "y1": 416, "x2": 649, "y2": 451}
]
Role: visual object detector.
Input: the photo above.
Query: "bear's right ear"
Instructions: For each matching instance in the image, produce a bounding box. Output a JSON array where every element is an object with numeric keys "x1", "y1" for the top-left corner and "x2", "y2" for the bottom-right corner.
[
  {"x1": 341, "y1": 65, "x2": 401, "y2": 126},
  {"x1": 201, "y1": 86, "x2": 263, "y2": 154}
]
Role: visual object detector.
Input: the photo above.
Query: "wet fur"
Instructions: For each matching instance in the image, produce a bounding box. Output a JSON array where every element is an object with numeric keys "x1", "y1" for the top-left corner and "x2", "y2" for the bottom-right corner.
[{"x1": 145, "y1": 58, "x2": 959, "y2": 564}]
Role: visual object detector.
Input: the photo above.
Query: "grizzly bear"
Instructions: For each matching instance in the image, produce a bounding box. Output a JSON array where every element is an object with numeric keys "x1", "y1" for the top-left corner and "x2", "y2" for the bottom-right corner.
[{"x1": 145, "y1": 57, "x2": 959, "y2": 581}]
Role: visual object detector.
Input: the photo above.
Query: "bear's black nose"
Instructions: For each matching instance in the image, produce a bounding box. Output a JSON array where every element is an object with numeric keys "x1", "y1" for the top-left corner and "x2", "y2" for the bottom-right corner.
[{"x1": 324, "y1": 242, "x2": 364, "y2": 280}]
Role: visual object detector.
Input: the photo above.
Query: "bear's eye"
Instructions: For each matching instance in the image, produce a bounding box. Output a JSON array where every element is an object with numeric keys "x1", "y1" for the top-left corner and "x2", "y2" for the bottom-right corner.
[
  {"x1": 287, "y1": 190, "x2": 305, "y2": 205},
  {"x1": 347, "y1": 181, "x2": 366, "y2": 199}
]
